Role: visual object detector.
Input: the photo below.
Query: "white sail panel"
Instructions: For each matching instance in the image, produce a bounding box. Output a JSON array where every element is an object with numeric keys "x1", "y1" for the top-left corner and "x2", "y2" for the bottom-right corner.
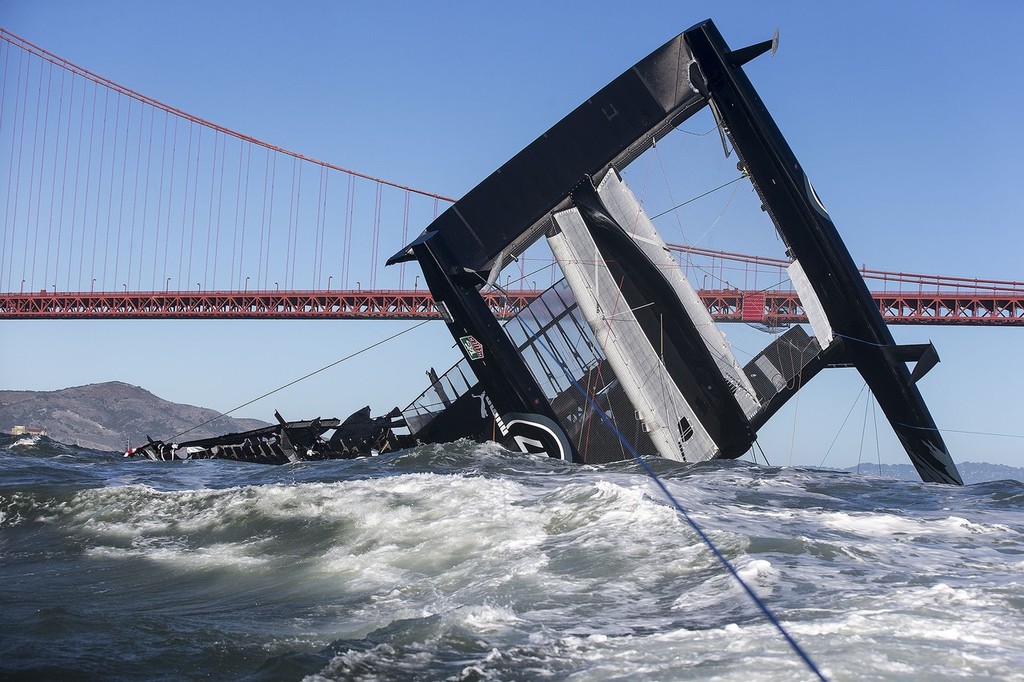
[
  {"x1": 548, "y1": 207, "x2": 717, "y2": 463},
  {"x1": 595, "y1": 170, "x2": 761, "y2": 418},
  {"x1": 787, "y1": 259, "x2": 834, "y2": 350}
]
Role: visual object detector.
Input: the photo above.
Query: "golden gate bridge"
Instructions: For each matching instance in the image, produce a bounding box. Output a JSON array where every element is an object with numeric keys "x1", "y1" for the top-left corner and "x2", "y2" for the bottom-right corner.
[{"x1": 2, "y1": 28, "x2": 1022, "y2": 325}]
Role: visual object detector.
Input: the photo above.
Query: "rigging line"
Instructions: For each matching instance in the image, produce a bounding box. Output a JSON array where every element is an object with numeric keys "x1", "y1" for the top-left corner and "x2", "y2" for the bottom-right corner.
[
  {"x1": 677, "y1": 124, "x2": 720, "y2": 137},
  {"x1": 856, "y1": 386, "x2": 871, "y2": 472},
  {"x1": 165, "y1": 319, "x2": 432, "y2": 442},
  {"x1": 652, "y1": 137, "x2": 688, "y2": 245},
  {"x1": 788, "y1": 386, "x2": 799, "y2": 467},
  {"x1": 669, "y1": 253, "x2": 743, "y2": 293},
  {"x1": 581, "y1": 360, "x2": 607, "y2": 458},
  {"x1": 895, "y1": 423, "x2": 1024, "y2": 440},
  {"x1": 520, "y1": 317, "x2": 828, "y2": 681},
  {"x1": 649, "y1": 175, "x2": 746, "y2": 220},
  {"x1": 817, "y1": 383, "x2": 868, "y2": 468},
  {"x1": 752, "y1": 275, "x2": 794, "y2": 294},
  {"x1": 687, "y1": 176, "x2": 743, "y2": 249},
  {"x1": 833, "y1": 332, "x2": 889, "y2": 348},
  {"x1": 602, "y1": 301, "x2": 655, "y2": 320},
  {"x1": 498, "y1": 260, "x2": 560, "y2": 290},
  {"x1": 871, "y1": 393, "x2": 881, "y2": 477}
]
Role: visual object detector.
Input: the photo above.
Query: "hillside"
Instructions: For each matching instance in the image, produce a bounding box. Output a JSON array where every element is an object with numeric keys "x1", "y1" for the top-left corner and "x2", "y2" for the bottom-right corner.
[
  {"x1": 843, "y1": 461, "x2": 1024, "y2": 485},
  {"x1": 0, "y1": 382, "x2": 269, "y2": 452}
]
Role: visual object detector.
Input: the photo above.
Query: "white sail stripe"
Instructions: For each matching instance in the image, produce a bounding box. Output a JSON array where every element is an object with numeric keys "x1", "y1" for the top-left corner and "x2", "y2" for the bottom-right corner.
[
  {"x1": 549, "y1": 208, "x2": 716, "y2": 462},
  {"x1": 787, "y1": 259, "x2": 834, "y2": 350}
]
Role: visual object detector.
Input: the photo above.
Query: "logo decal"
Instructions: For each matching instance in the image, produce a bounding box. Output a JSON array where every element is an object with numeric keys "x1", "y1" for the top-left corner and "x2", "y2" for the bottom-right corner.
[
  {"x1": 504, "y1": 413, "x2": 572, "y2": 461},
  {"x1": 477, "y1": 395, "x2": 573, "y2": 461},
  {"x1": 460, "y1": 335, "x2": 485, "y2": 360}
]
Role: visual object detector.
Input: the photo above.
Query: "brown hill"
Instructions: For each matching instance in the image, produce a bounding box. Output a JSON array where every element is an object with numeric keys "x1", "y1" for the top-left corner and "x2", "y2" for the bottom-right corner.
[{"x1": 0, "y1": 382, "x2": 269, "y2": 452}]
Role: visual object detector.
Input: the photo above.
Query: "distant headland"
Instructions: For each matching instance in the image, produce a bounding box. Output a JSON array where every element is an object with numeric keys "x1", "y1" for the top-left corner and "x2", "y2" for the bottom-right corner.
[{"x1": 0, "y1": 382, "x2": 268, "y2": 452}]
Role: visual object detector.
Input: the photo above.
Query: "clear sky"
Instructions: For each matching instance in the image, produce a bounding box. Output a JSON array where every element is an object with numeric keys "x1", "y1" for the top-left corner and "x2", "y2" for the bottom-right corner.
[{"x1": 1, "y1": 1, "x2": 1022, "y2": 468}]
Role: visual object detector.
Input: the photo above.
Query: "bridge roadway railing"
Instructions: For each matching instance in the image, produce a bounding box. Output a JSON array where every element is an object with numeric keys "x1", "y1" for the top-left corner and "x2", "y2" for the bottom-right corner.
[{"x1": 2, "y1": 287, "x2": 1023, "y2": 325}]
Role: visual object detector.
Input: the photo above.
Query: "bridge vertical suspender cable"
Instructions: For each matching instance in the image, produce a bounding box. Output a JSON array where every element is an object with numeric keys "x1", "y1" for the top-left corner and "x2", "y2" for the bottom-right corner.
[{"x1": 0, "y1": 27, "x2": 456, "y2": 298}]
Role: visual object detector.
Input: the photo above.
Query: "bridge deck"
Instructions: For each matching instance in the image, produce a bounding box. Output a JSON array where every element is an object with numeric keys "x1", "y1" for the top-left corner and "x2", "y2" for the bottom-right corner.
[{"x1": 2, "y1": 289, "x2": 1022, "y2": 325}]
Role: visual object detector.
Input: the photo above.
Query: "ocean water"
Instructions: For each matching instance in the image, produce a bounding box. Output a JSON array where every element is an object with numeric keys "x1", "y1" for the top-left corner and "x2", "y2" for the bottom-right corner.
[{"x1": 2, "y1": 436, "x2": 1023, "y2": 681}]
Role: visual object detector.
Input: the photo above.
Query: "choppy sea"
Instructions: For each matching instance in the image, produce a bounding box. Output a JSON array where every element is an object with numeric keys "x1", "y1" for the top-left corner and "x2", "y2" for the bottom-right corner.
[{"x1": 2, "y1": 436, "x2": 1023, "y2": 681}]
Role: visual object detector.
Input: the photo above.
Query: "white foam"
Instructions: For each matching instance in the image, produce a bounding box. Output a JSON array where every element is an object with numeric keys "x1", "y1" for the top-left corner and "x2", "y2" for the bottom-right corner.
[
  {"x1": 820, "y1": 510, "x2": 1011, "y2": 539},
  {"x1": 86, "y1": 540, "x2": 270, "y2": 569},
  {"x1": 452, "y1": 604, "x2": 520, "y2": 632}
]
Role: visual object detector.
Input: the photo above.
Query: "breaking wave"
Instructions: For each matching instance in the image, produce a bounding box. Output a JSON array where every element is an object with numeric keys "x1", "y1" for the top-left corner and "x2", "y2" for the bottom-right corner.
[{"x1": 2, "y1": 440, "x2": 1023, "y2": 680}]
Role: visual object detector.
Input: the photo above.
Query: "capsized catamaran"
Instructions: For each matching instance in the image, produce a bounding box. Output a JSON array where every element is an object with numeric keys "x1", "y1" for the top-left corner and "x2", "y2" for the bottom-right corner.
[
  {"x1": 130, "y1": 19, "x2": 961, "y2": 485},
  {"x1": 386, "y1": 19, "x2": 963, "y2": 485}
]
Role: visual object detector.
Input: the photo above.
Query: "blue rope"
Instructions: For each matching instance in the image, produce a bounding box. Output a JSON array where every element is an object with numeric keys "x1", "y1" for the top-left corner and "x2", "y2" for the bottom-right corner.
[{"x1": 520, "y1": 314, "x2": 828, "y2": 680}]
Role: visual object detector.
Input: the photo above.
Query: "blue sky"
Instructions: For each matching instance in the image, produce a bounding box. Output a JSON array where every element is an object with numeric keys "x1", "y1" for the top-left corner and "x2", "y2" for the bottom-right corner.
[{"x1": 1, "y1": 1, "x2": 1022, "y2": 467}]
